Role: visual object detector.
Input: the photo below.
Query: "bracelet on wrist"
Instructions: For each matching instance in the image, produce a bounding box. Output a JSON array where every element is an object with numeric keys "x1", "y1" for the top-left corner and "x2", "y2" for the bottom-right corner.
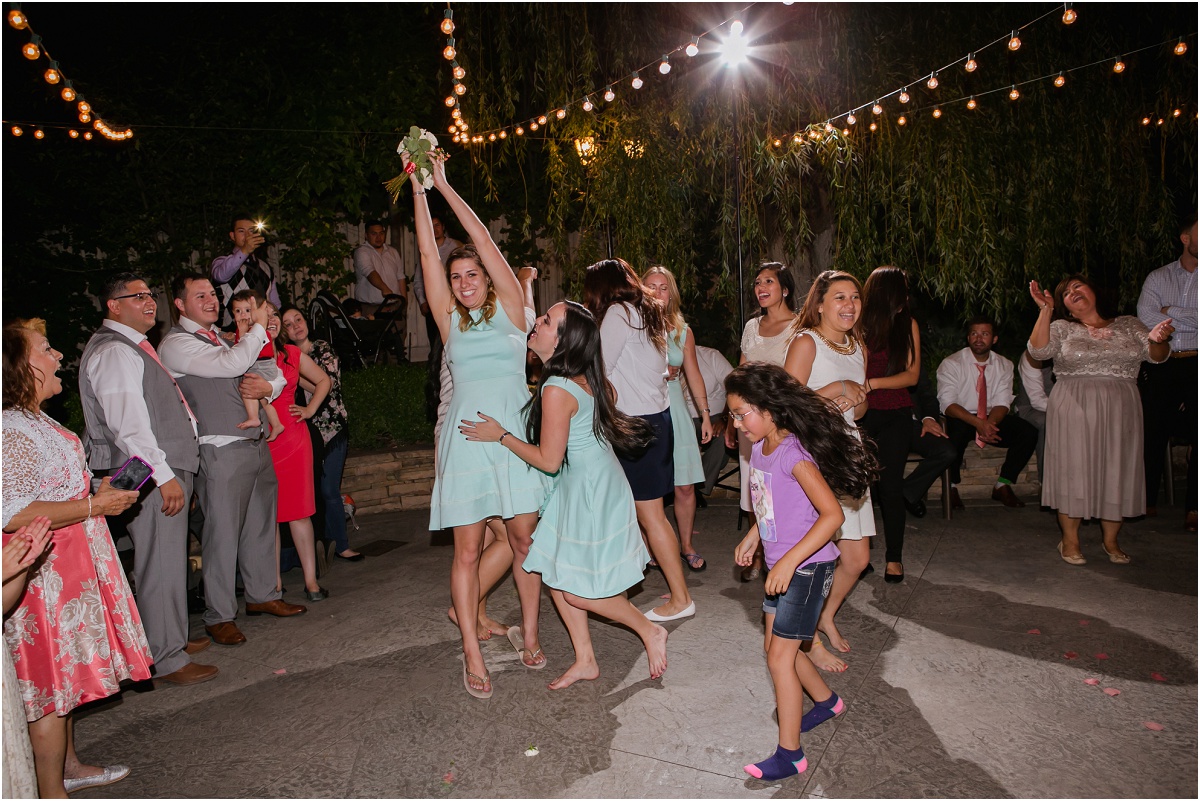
[
  {"x1": 499, "y1": 431, "x2": 510, "y2": 444},
  {"x1": 86, "y1": 495, "x2": 93, "y2": 519}
]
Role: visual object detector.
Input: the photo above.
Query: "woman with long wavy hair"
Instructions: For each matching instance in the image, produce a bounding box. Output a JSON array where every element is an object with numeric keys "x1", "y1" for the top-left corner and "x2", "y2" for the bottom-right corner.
[
  {"x1": 462, "y1": 301, "x2": 668, "y2": 689},
  {"x1": 584, "y1": 259, "x2": 695, "y2": 622}
]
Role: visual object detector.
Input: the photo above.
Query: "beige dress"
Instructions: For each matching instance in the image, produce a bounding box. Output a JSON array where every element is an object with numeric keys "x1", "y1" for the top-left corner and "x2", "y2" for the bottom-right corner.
[
  {"x1": 1028, "y1": 316, "x2": 1162, "y2": 520},
  {"x1": 737, "y1": 316, "x2": 797, "y2": 510},
  {"x1": 3, "y1": 637, "x2": 37, "y2": 798}
]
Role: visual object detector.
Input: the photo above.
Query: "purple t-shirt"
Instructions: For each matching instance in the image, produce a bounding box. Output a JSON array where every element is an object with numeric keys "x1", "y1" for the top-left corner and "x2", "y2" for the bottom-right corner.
[{"x1": 749, "y1": 434, "x2": 841, "y2": 570}]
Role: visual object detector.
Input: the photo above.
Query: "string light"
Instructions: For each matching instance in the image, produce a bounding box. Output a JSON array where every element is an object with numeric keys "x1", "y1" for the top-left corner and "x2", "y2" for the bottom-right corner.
[
  {"x1": 11, "y1": 126, "x2": 22, "y2": 136},
  {"x1": 872, "y1": 101, "x2": 883, "y2": 115},
  {"x1": 537, "y1": 114, "x2": 547, "y2": 125},
  {"x1": 555, "y1": 108, "x2": 566, "y2": 120},
  {"x1": 79, "y1": 112, "x2": 91, "y2": 123},
  {"x1": 453, "y1": 82, "x2": 466, "y2": 95},
  {"x1": 43, "y1": 62, "x2": 60, "y2": 84},
  {"x1": 530, "y1": 121, "x2": 539, "y2": 130},
  {"x1": 773, "y1": 138, "x2": 781, "y2": 147},
  {"x1": 967, "y1": 96, "x2": 978, "y2": 110},
  {"x1": 1008, "y1": 31, "x2": 1021, "y2": 51},
  {"x1": 488, "y1": 133, "x2": 496, "y2": 141},
  {"x1": 8, "y1": 8, "x2": 27, "y2": 29},
  {"x1": 686, "y1": 37, "x2": 699, "y2": 57},
  {"x1": 498, "y1": 129, "x2": 507, "y2": 138},
  {"x1": 869, "y1": 122, "x2": 878, "y2": 132},
  {"x1": 447, "y1": 125, "x2": 456, "y2": 133},
  {"x1": 1174, "y1": 38, "x2": 1188, "y2": 55},
  {"x1": 60, "y1": 83, "x2": 75, "y2": 101},
  {"x1": 926, "y1": 72, "x2": 938, "y2": 90},
  {"x1": 582, "y1": 96, "x2": 594, "y2": 112},
  {"x1": 443, "y1": 41, "x2": 456, "y2": 60},
  {"x1": 1112, "y1": 58, "x2": 1125, "y2": 73},
  {"x1": 1173, "y1": 108, "x2": 1182, "y2": 117},
  {"x1": 21, "y1": 38, "x2": 40, "y2": 60},
  {"x1": 965, "y1": 54, "x2": 977, "y2": 72},
  {"x1": 730, "y1": 19, "x2": 743, "y2": 36},
  {"x1": 1157, "y1": 117, "x2": 1164, "y2": 125},
  {"x1": 34, "y1": 129, "x2": 43, "y2": 139},
  {"x1": 516, "y1": 126, "x2": 524, "y2": 135},
  {"x1": 83, "y1": 131, "x2": 92, "y2": 140},
  {"x1": 842, "y1": 128, "x2": 850, "y2": 136},
  {"x1": 659, "y1": 56, "x2": 671, "y2": 74},
  {"x1": 453, "y1": 63, "x2": 466, "y2": 80},
  {"x1": 897, "y1": 115, "x2": 907, "y2": 126},
  {"x1": 1009, "y1": 85, "x2": 1020, "y2": 100},
  {"x1": 932, "y1": 106, "x2": 942, "y2": 118},
  {"x1": 451, "y1": 107, "x2": 461, "y2": 119},
  {"x1": 898, "y1": 88, "x2": 910, "y2": 104},
  {"x1": 68, "y1": 129, "x2": 78, "y2": 138},
  {"x1": 444, "y1": 95, "x2": 456, "y2": 107},
  {"x1": 78, "y1": 101, "x2": 90, "y2": 114},
  {"x1": 1062, "y1": 3, "x2": 1076, "y2": 24},
  {"x1": 1054, "y1": 71, "x2": 1066, "y2": 87},
  {"x1": 631, "y1": 72, "x2": 643, "y2": 89},
  {"x1": 846, "y1": 113, "x2": 856, "y2": 125},
  {"x1": 1142, "y1": 116, "x2": 1152, "y2": 126},
  {"x1": 440, "y1": 9, "x2": 455, "y2": 35},
  {"x1": 604, "y1": 86, "x2": 615, "y2": 102}
]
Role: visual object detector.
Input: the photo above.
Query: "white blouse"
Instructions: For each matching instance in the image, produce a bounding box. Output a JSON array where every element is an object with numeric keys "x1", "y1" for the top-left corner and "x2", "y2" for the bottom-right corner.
[{"x1": 600, "y1": 303, "x2": 669, "y2": 416}]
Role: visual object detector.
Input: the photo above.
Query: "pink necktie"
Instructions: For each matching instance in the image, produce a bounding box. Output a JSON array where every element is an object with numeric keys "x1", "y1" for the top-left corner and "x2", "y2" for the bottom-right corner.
[
  {"x1": 199, "y1": 328, "x2": 222, "y2": 346},
  {"x1": 975, "y1": 363, "x2": 987, "y2": 448},
  {"x1": 138, "y1": 340, "x2": 197, "y2": 424}
]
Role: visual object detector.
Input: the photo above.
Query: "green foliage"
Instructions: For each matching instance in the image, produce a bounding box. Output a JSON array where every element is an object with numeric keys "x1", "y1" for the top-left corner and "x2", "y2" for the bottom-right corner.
[{"x1": 342, "y1": 363, "x2": 434, "y2": 450}]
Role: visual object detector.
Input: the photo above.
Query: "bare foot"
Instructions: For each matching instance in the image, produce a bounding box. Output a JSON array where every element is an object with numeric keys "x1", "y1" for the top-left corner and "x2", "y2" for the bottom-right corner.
[
  {"x1": 819, "y1": 620, "x2": 851, "y2": 653},
  {"x1": 266, "y1": 423, "x2": 284, "y2": 443},
  {"x1": 448, "y1": 607, "x2": 493, "y2": 641},
  {"x1": 643, "y1": 623, "x2": 669, "y2": 679},
  {"x1": 807, "y1": 638, "x2": 849, "y2": 673},
  {"x1": 464, "y1": 654, "x2": 491, "y2": 693},
  {"x1": 548, "y1": 659, "x2": 600, "y2": 690},
  {"x1": 650, "y1": 596, "x2": 693, "y2": 618},
  {"x1": 236, "y1": 418, "x2": 261, "y2": 430},
  {"x1": 479, "y1": 613, "x2": 509, "y2": 639}
]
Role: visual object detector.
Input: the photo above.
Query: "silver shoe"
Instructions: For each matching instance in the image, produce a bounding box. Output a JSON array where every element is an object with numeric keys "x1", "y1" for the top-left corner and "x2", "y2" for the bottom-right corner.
[{"x1": 64, "y1": 764, "x2": 130, "y2": 793}]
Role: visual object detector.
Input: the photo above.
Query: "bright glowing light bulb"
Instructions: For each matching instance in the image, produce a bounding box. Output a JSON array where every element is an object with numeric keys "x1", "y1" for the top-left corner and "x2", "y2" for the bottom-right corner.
[
  {"x1": 454, "y1": 83, "x2": 466, "y2": 96},
  {"x1": 846, "y1": 113, "x2": 856, "y2": 125},
  {"x1": 61, "y1": 85, "x2": 76, "y2": 101},
  {"x1": 8, "y1": 9, "x2": 27, "y2": 29},
  {"x1": 44, "y1": 65, "x2": 61, "y2": 84},
  {"x1": 842, "y1": 128, "x2": 850, "y2": 136},
  {"x1": 448, "y1": 125, "x2": 457, "y2": 133},
  {"x1": 78, "y1": 101, "x2": 91, "y2": 114},
  {"x1": 631, "y1": 73, "x2": 643, "y2": 89},
  {"x1": 22, "y1": 41, "x2": 40, "y2": 60},
  {"x1": 459, "y1": 122, "x2": 468, "y2": 131},
  {"x1": 1054, "y1": 72, "x2": 1065, "y2": 88},
  {"x1": 440, "y1": 14, "x2": 455, "y2": 35},
  {"x1": 731, "y1": 19, "x2": 744, "y2": 36},
  {"x1": 1008, "y1": 32, "x2": 1021, "y2": 51},
  {"x1": 686, "y1": 38, "x2": 699, "y2": 57},
  {"x1": 927, "y1": 72, "x2": 938, "y2": 90},
  {"x1": 582, "y1": 97, "x2": 593, "y2": 112},
  {"x1": 1063, "y1": 5, "x2": 1076, "y2": 24},
  {"x1": 79, "y1": 112, "x2": 91, "y2": 123},
  {"x1": 530, "y1": 121, "x2": 539, "y2": 131},
  {"x1": 1112, "y1": 59, "x2": 1125, "y2": 73},
  {"x1": 872, "y1": 102, "x2": 883, "y2": 115},
  {"x1": 899, "y1": 88, "x2": 910, "y2": 104},
  {"x1": 516, "y1": 126, "x2": 524, "y2": 135},
  {"x1": 11, "y1": 126, "x2": 22, "y2": 136},
  {"x1": 34, "y1": 129, "x2": 44, "y2": 139},
  {"x1": 604, "y1": 86, "x2": 615, "y2": 102},
  {"x1": 1173, "y1": 108, "x2": 1182, "y2": 117},
  {"x1": 499, "y1": 130, "x2": 507, "y2": 138},
  {"x1": 443, "y1": 44, "x2": 456, "y2": 60},
  {"x1": 792, "y1": 134, "x2": 802, "y2": 144},
  {"x1": 488, "y1": 133, "x2": 496, "y2": 141},
  {"x1": 1009, "y1": 86, "x2": 1020, "y2": 101},
  {"x1": 451, "y1": 108, "x2": 461, "y2": 119},
  {"x1": 659, "y1": 57, "x2": 671, "y2": 74},
  {"x1": 719, "y1": 30, "x2": 750, "y2": 67},
  {"x1": 869, "y1": 122, "x2": 878, "y2": 132},
  {"x1": 555, "y1": 108, "x2": 566, "y2": 120},
  {"x1": 965, "y1": 54, "x2": 977, "y2": 72},
  {"x1": 1156, "y1": 118, "x2": 1164, "y2": 125},
  {"x1": 932, "y1": 107, "x2": 942, "y2": 118},
  {"x1": 967, "y1": 96, "x2": 977, "y2": 110},
  {"x1": 84, "y1": 131, "x2": 93, "y2": 140},
  {"x1": 537, "y1": 115, "x2": 547, "y2": 125},
  {"x1": 1141, "y1": 116, "x2": 1152, "y2": 126},
  {"x1": 1175, "y1": 39, "x2": 1188, "y2": 55},
  {"x1": 453, "y1": 64, "x2": 466, "y2": 80},
  {"x1": 445, "y1": 96, "x2": 456, "y2": 107},
  {"x1": 69, "y1": 129, "x2": 79, "y2": 138},
  {"x1": 773, "y1": 139, "x2": 781, "y2": 147},
  {"x1": 897, "y1": 115, "x2": 907, "y2": 126}
]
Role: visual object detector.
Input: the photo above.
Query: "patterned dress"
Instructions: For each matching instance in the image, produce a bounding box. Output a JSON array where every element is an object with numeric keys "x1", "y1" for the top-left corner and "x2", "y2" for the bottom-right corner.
[{"x1": 2, "y1": 410, "x2": 152, "y2": 722}]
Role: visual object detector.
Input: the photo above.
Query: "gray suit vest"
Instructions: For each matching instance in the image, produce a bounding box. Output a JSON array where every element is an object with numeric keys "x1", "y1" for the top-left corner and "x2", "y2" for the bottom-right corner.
[
  {"x1": 168, "y1": 325, "x2": 265, "y2": 439},
  {"x1": 78, "y1": 326, "x2": 200, "y2": 474}
]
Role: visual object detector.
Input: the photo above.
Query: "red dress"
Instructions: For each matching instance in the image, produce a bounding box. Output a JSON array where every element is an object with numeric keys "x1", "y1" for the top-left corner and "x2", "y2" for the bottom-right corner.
[{"x1": 267, "y1": 345, "x2": 316, "y2": 523}]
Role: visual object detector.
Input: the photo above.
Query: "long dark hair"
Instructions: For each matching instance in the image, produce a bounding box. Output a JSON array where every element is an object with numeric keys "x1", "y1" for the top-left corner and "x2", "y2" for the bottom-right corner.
[
  {"x1": 725, "y1": 362, "x2": 879, "y2": 500},
  {"x1": 861, "y1": 266, "x2": 914, "y2": 377},
  {"x1": 524, "y1": 302, "x2": 654, "y2": 461},
  {"x1": 756, "y1": 262, "x2": 797, "y2": 314},
  {"x1": 582, "y1": 258, "x2": 669, "y2": 352},
  {"x1": 793, "y1": 270, "x2": 864, "y2": 342}
]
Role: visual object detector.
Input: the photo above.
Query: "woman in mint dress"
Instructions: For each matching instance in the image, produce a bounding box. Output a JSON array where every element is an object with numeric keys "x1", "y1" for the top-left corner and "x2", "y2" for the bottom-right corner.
[
  {"x1": 408, "y1": 156, "x2": 548, "y2": 700},
  {"x1": 462, "y1": 302, "x2": 669, "y2": 690},
  {"x1": 642, "y1": 266, "x2": 712, "y2": 571}
]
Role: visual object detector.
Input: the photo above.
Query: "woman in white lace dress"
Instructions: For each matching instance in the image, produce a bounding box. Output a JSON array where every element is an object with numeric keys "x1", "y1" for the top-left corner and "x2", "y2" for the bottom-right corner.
[
  {"x1": 1027, "y1": 276, "x2": 1174, "y2": 565},
  {"x1": 2, "y1": 318, "x2": 152, "y2": 797}
]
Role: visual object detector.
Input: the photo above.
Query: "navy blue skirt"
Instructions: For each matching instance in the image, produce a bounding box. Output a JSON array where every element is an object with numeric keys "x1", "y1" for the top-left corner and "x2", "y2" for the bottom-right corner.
[{"x1": 617, "y1": 409, "x2": 674, "y2": 501}]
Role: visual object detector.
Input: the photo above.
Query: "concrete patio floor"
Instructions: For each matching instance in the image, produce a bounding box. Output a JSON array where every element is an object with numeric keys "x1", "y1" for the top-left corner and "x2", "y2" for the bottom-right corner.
[{"x1": 71, "y1": 494, "x2": 1197, "y2": 798}]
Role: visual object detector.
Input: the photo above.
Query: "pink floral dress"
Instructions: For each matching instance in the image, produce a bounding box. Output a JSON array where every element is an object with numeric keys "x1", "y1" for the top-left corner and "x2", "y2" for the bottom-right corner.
[{"x1": 2, "y1": 409, "x2": 153, "y2": 722}]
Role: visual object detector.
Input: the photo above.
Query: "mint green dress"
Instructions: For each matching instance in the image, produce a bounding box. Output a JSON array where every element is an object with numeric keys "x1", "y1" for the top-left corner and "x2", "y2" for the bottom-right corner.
[
  {"x1": 429, "y1": 299, "x2": 548, "y2": 530},
  {"x1": 667, "y1": 325, "x2": 705, "y2": 486},
  {"x1": 522, "y1": 377, "x2": 650, "y2": 599}
]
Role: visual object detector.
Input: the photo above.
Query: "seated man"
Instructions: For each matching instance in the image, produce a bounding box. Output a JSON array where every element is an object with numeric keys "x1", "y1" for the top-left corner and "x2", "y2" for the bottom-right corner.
[
  {"x1": 901, "y1": 357, "x2": 960, "y2": 516},
  {"x1": 683, "y1": 345, "x2": 735, "y2": 496},
  {"x1": 1013, "y1": 352, "x2": 1053, "y2": 484},
  {"x1": 936, "y1": 316, "x2": 1038, "y2": 508}
]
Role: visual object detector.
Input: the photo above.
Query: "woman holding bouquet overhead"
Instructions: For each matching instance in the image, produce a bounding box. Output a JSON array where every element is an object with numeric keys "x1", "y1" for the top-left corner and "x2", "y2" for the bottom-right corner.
[{"x1": 405, "y1": 145, "x2": 548, "y2": 700}]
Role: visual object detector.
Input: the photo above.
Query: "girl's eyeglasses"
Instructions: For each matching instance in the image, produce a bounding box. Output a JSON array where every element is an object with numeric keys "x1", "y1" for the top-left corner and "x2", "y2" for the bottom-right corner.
[{"x1": 728, "y1": 408, "x2": 760, "y2": 422}]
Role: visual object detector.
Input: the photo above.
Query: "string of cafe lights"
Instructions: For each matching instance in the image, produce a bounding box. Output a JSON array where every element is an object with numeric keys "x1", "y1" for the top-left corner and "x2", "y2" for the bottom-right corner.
[
  {"x1": 6, "y1": 3, "x2": 132, "y2": 142},
  {"x1": 770, "y1": 31, "x2": 1195, "y2": 146},
  {"x1": 446, "y1": 3, "x2": 760, "y2": 146}
]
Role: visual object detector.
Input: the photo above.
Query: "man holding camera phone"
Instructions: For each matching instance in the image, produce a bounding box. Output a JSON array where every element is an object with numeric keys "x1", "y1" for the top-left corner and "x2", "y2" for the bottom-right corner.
[
  {"x1": 78, "y1": 273, "x2": 219, "y2": 685},
  {"x1": 211, "y1": 214, "x2": 281, "y2": 330}
]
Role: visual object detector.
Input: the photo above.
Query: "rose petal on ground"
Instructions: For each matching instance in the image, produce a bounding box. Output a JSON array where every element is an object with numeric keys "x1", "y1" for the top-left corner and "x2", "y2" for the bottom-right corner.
[
  {"x1": 1143, "y1": 721, "x2": 1165, "y2": 731},
  {"x1": 1094, "y1": 653, "x2": 1109, "y2": 660},
  {"x1": 273, "y1": 669, "x2": 287, "y2": 675},
  {"x1": 1103, "y1": 687, "x2": 1120, "y2": 696},
  {"x1": 1151, "y1": 672, "x2": 1167, "y2": 682},
  {"x1": 1063, "y1": 652, "x2": 1078, "y2": 659},
  {"x1": 1027, "y1": 628, "x2": 1041, "y2": 635},
  {"x1": 1079, "y1": 620, "x2": 1090, "y2": 626},
  {"x1": 1084, "y1": 678, "x2": 1100, "y2": 686}
]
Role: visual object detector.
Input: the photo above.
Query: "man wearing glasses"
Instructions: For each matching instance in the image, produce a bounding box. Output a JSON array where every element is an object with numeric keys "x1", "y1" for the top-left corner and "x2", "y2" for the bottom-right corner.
[{"x1": 78, "y1": 273, "x2": 219, "y2": 685}]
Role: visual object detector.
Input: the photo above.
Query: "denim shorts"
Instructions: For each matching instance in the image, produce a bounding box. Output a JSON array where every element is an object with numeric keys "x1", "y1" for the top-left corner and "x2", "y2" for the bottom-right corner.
[{"x1": 762, "y1": 560, "x2": 837, "y2": 641}]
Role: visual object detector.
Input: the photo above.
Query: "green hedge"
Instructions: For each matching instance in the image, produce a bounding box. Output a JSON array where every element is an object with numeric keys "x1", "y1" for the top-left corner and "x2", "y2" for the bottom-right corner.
[{"x1": 341, "y1": 363, "x2": 434, "y2": 450}]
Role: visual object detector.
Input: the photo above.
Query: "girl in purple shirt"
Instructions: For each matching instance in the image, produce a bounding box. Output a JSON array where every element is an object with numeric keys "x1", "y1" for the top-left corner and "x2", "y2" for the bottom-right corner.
[{"x1": 728, "y1": 363, "x2": 878, "y2": 782}]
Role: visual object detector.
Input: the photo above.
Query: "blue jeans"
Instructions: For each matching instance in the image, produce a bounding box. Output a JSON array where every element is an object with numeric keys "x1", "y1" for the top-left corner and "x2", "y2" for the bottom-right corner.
[
  {"x1": 321, "y1": 429, "x2": 351, "y2": 554},
  {"x1": 762, "y1": 560, "x2": 836, "y2": 641}
]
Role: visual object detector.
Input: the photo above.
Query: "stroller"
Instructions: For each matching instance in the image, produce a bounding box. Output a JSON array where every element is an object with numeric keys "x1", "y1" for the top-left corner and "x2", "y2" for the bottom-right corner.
[{"x1": 307, "y1": 290, "x2": 406, "y2": 371}]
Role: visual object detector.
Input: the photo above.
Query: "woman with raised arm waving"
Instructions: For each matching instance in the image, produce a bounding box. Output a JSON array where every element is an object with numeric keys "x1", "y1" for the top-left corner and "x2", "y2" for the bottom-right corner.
[{"x1": 409, "y1": 154, "x2": 548, "y2": 699}]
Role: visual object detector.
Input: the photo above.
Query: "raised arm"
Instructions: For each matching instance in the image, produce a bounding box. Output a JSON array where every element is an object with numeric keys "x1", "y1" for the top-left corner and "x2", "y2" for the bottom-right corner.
[{"x1": 410, "y1": 169, "x2": 454, "y2": 345}]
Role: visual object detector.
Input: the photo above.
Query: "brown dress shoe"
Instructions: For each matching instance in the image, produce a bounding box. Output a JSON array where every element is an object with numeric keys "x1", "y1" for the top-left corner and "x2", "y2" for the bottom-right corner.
[
  {"x1": 205, "y1": 621, "x2": 247, "y2": 646},
  {"x1": 245, "y1": 599, "x2": 308, "y2": 617},
  {"x1": 185, "y1": 636, "x2": 212, "y2": 655},
  {"x1": 992, "y1": 483, "x2": 1025, "y2": 508},
  {"x1": 949, "y1": 486, "x2": 965, "y2": 510},
  {"x1": 155, "y1": 662, "x2": 219, "y2": 686}
]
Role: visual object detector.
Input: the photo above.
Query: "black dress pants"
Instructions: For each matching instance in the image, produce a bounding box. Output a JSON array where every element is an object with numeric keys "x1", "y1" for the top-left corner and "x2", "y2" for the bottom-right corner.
[
  {"x1": 945, "y1": 415, "x2": 1038, "y2": 485},
  {"x1": 1139, "y1": 356, "x2": 1197, "y2": 510},
  {"x1": 860, "y1": 407, "x2": 913, "y2": 564}
]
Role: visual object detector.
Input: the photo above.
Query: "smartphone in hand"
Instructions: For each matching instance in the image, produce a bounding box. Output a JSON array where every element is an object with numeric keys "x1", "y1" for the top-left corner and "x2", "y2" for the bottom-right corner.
[{"x1": 110, "y1": 456, "x2": 154, "y2": 492}]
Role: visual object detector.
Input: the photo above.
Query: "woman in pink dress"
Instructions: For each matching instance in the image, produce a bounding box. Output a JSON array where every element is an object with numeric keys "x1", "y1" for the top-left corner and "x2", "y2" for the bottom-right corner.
[
  {"x1": 264, "y1": 305, "x2": 331, "y2": 602},
  {"x1": 2, "y1": 318, "x2": 153, "y2": 798}
]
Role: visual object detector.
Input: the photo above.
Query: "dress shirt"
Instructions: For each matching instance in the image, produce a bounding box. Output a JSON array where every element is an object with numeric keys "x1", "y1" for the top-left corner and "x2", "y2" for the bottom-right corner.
[
  {"x1": 600, "y1": 302, "x2": 669, "y2": 416},
  {"x1": 1018, "y1": 352, "x2": 1050, "y2": 413},
  {"x1": 210, "y1": 248, "x2": 281, "y2": 307},
  {"x1": 413, "y1": 236, "x2": 464, "y2": 307},
  {"x1": 158, "y1": 316, "x2": 285, "y2": 448},
  {"x1": 84, "y1": 320, "x2": 198, "y2": 485},
  {"x1": 936, "y1": 347, "x2": 1016, "y2": 416},
  {"x1": 684, "y1": 345, "x2": 733, "y2": 417},
  {"x1": 353, "y1": 242, "x2": 405, "y2": 305},
  {"x1": 1137, "y1": 259, "x2": 1197, "y2": 351}
]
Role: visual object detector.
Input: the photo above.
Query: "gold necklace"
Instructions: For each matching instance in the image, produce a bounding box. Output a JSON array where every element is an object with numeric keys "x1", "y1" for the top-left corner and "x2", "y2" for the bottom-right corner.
[{"x1": 810, "y1": 328, "x2": 858, "y2": 356}]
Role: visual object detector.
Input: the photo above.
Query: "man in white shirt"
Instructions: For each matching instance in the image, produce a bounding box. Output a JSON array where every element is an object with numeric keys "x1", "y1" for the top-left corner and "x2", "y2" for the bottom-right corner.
[
  {"x1": 683, "y1": 345, "x2": 734, "y2": 495},
  {"x1": 158, "y1": 273, "x2": 306, "y2": 646},
  {"x1": 353, "y1": 221, "x2": 407, "y2": 317},
  {"x1": 78, "y1": 273, "x2": 218, "y2": 685},
  {"x1": 1137, "y1": 213, "x2": 1197, "y2": 527},
  {"x1": 1014, "y1": 352, "x2": 1053, "y2": 483},
  {"x1": 936, "y1": 317, "x2": 1038, "y2": 507}
]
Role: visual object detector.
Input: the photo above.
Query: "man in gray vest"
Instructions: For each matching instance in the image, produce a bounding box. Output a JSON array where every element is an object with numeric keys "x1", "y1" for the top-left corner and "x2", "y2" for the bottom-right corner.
[
  {"x1": 79, "y1": 273, "x2": 219, "y2": 685},
  {"x1": 158, "y1": 273, "x2": 306, "y2": 646}
]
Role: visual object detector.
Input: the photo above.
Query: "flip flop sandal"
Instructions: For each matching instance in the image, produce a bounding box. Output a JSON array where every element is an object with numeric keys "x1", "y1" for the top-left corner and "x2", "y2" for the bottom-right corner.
[
  {"x1": 462, "y1": 660, "x2": 493, "y2": 699},
  {"x1": 647, "y1": 557, "x2": 660, "y2": 569},
  {"x1": 506, "y1": 626, "x2": 547, "y2": 670},
  {"x1": 682, "y1": 552, "x2": 707, "y2": 571}
]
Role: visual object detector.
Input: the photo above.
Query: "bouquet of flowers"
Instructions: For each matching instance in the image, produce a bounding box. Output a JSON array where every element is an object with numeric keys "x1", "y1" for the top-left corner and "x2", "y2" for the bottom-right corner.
[{"x1": 385, "y1": 126, "x2": 446, "y2": 200}]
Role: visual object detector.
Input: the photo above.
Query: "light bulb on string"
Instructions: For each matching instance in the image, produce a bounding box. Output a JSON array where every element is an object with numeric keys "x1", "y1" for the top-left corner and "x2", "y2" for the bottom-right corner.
[
  {"x1": 8, "y1": 9, "x2": 27, "y2": 29},
  {"x1": 1141, "y1": 116, "x2": 1152, "y2": 125},
  {"x1": 61, "y1": 83, "x2": 76, "y2": 101},
  {"x1": 443, "y1": 41, "x2": 456, "y2": 60},
  {"x1": 869, "y1": 122, "x2": 878, "y2": 132},
  {"x1": 516, "y1": 126, "x2": 524, "y2": 136},
  {"x1": 454, "y1": 83, "x2": 466, "y2": 95},
  {"x1": 1112, "y1": 59, "x2": 1125, "y2": 73},
  {"x1": 448, "y1": 125, "x2": 456, "y2": 134},
  {"x1": 1157, "y1": 118, "x2": 1164, "y2": 125},
  {"x1": 631, "y1": 72, "x2": 643, "y2": 89},
  {"x1": 1173, "y1": 108, "x2": 1182, "y2": 117},
  {"x1": 686, "y1": 37, "x2": 699, "y2": 57},
  {"x1": 459, "y1": 121, "x2": 468, "y2": 131},
  {"x1": 1175, "y1": 39, "x2": 1188, "y2": 55},
  {"x1": 79, "y1": 112, "x2": 91, "y2": 123},
  {"x1": 1009, "y1": 85, "x2": 1020, "y2": 101},
  {"x1": 78, "y1": 101, "x2": 90, "y2": 114},
  {"x1": 537, "y1": 115, "x2": 547, "y2": 125},
  {"x1": 555, "y1": 108, "x2": 566, "y2": 120},
  {"x1": 68, "y1": 129, "x2": 78, "y2": 138},
  {"x1": 445, "y1": 95, "x2": 456, "y2": 107},
  {"x1": 846, "y1": 113, "x2": 856, "y2": 125},
  {"x1": 34, "y1": 129, "x2": 44, "y2": 139},
  {"x1": 604, "y1": 86, "x2": 615, "y2": 102},
  {"x1": 773, "y1": 139, "x2": 781, "y2": 147},
  {"x1": 22, "y1": 39, "x2": 40, "y2": 60},
  {"x1": 965, "y1": 54, "x2": 977, "y2": 72},
  {"x1": 842, "y1": 128, "x2": 850, "y2": 135},
  {"x1": 730, "y1": 19, "x2": 743, "y2": 36},
  {"x1": 452, "y1": 63, "x2": 466, "y2": 80},
  {"x1": 582, "y1": 96, "x2": 594, "y2": 112},
  {"x1": 899, "y1": 88, "x2": 910, "y2": 104},
  {"x1": 530, "y1": 121, "x2": 539, "y2": 131},
  {"x1": 897, "y1": 115, "x2": 907, "y2": 126},
  {"x1": 792, "y1": 134, "x2": 802, "y2": 144},
  {"x1": 1054, "y1": 72, "x2": 1066, "y2": 88},
  {"x1": 967, "y1": 96, "x2": 977, "y2": 110},
  {"x1": 488, "y1": 133, "x2": 496, "y2": 141},
  {"x1": 83, "y1": 131, "x2": 92, "y2": 139},
  {"x1": 926, "y1": 72, "x2": 938, "y2": 90},
  {"x1": 932, "y1": 106, "x2": 942, "y2": 118},
  {"x1": 44, "y1": 62, "x2": 61, "y2": 84},
  {"x1": 659, "y1": 56, "x2": 671, "y2": 74},
  {"x1": 1063, "y1": 3, "x2": 1076, "y2": 24},
  {"x1": 872, "y1": 101, "x2": 883, "y2": 115},
  {"x1": 11, "y1": 125, "x2": 22, "y2": 136},
  {"x1": 451, "y1": 107, "x2": 461, "y2": 119},
  {"x1": 441, "y1": 9, "x2": 455, "y2": 35},
  {"x1": 1008, "y1": 31, "x2": 1021, "y2": 51},
  {"x1": 499, "y1": 130, "x2": 507, "y2": 139}
]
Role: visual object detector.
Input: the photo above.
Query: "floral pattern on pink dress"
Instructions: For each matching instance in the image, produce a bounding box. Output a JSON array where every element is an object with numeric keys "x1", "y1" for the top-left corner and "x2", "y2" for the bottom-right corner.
[{"x1": 2, "y1": 409, "x2": 153, "y2": 722}]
